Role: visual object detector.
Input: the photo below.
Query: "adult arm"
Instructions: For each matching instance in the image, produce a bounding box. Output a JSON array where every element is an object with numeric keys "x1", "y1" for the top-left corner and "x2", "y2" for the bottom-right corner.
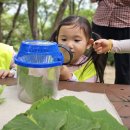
[
  {"x1": 93, "y1": 39, "x2": 130, "y2": 54},
  {"x1": 111, "y1": 39, "x2": 130, "y2": 53}
]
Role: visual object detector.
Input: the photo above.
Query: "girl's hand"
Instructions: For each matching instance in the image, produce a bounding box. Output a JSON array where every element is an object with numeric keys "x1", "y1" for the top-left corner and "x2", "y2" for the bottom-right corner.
[
  {"x1": 60, "y1": 65, "x2": 72, "y2": 80},
  {"x1": 0, "y1": 70, "x2": 14, "y2": 79},
  {"x1": 93, "y1": 39, "x2": 112, "y2": 54}
]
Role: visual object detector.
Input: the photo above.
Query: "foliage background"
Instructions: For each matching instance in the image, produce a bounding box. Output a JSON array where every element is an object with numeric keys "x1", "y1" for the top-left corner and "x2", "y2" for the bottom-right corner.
[{"x1": 0, "y1": 0, "x2": 114, "y2": 65}]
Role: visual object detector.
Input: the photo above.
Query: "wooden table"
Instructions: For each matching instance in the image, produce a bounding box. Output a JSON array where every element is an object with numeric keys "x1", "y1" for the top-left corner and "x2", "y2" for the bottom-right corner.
[{"x1": 0, "y1": 78, "x2": 130, "y2": 130}]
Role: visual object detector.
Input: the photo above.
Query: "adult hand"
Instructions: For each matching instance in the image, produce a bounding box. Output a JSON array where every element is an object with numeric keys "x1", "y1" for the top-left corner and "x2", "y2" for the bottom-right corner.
[{"x1": 93, "y1": 39, "x2": 112, "y2": 54}]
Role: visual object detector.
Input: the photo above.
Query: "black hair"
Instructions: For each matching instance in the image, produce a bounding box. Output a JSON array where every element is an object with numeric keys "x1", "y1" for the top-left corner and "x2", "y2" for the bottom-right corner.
[
  {"x1": 85, "y1": 32, "x2": 107, "y2": 83},
  {"x1": 50, "y1": 15, "x2": 107, "y2": 83}
]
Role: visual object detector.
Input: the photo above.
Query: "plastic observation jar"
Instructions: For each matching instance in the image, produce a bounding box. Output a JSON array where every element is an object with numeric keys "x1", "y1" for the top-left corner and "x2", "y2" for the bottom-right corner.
[{"x1": 14, "y1": 40, "x2": 64, "y2": 104}]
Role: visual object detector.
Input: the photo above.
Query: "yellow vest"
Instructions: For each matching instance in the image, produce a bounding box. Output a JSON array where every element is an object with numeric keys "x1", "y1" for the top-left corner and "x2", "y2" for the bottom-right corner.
[
  {"x1": 74, "y1": 61, "x2": 96, "y2": 82},
  {"x1": 0, "y1": 43, "x2": 14, "y2": 70}
]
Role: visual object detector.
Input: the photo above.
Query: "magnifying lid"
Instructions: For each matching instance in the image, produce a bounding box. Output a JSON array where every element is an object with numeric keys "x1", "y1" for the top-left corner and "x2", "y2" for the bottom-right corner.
[{"x1": 58, "y1": 44, "x2": 73, "y2": 65}]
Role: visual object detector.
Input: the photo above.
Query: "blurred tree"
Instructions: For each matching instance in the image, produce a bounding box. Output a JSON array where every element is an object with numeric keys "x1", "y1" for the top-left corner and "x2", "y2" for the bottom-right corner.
[
  {"x1": 27, "y1": 0, "x2": 39, "y2": 40},
  {"x1": 38, "y1": 0, "x2": 52, "y2": 40},
  {"x1": 0, "y1": 0, "x2": 97, "y2": 47},
  {"x1": 69, "y1": 0, "x2": 75, "y2": 15},
  {"x1": 52, "y1": 0, "x2": 70, "y2": 32},
  {"x1": 5, "y1": 2, "x2": 22, "y2": 45},
  {"x1": 76, "y1": 0, "x2": 83, "y2": 15}
]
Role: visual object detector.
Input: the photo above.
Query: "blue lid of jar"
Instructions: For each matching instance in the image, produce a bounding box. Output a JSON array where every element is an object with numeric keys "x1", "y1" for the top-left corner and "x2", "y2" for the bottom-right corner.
[{"x1": 14, "y1": 40, "x2": 64, "y2": 68}]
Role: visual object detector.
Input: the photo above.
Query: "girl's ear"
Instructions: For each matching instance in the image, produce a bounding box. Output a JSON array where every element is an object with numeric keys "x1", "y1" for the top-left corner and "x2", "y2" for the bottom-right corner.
[{"x1": 86, "y1": 38, "x2": 94, "y2": 49}]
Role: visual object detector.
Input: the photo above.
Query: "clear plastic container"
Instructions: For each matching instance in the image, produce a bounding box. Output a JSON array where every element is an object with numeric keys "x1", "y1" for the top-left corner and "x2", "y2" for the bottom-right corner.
[
  {"x1": 17, "y1": 66, "x2": 60, "y2": 103},
  {"x1": 14, "y1": 40, "x2": 63, "y2": 104}
]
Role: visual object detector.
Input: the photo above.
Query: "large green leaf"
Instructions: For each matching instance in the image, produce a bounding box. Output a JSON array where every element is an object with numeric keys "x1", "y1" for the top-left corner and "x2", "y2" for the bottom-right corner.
[
  {"x1": 92, "y1": 110, "x2": 128, "y2": 130},
  {"x1": 2, "y1": 114, "x2": 42, "y2": 130},
  {"x1": 28, "y1": 96, "x2": 100, "y2": 129},
  {"x1": 2, "y1": 96, "x2": 128, "y2": 130},
  {"x1": 2, "y1": 111, "x2": 67, "y2": 130},
  {"x1": 28, "y1": 97, "x2": 93, "y2": 121},
  {"x1": 61, "y1": 113, "x2": 100, "y2": 130},
  {"x1": 60, "y1": 96, "x2": 90, "y2": 110},
  {"x1": 30, "y1": 111, "x2": 67, "y2": 130}
]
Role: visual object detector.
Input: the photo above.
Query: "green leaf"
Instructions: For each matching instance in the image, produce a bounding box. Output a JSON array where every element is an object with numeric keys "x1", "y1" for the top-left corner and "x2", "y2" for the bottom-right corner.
[
  {"x1": 60, "y1": 96, "x2": 90, "y2": 111},
  {"x1": 0, "y1": 85, "x2": 5, "y2": 95},
  {"x1": 2, "y1": 114, "x2": 42, "y2": 130},
  {"x1": 2, "y1": 96, "x2": 128, "y2": 130},
  {"x1": 61, "y1": 114, "x2": 100, "y2": 130},
  {"x1": 18, "y1": 66, "x2": 54, "y2": 102},
  {"x1": 31, "y1": 111, "x2": 67, "y2": 130},
  {"x1": 29, "y1": 96, "x2": 93, "y2": 121},
  {"x1": 0, "y1": 98, "x2": 5, "y2": 104},
  {"x1": 92, "y1": 110, "x2": 128, "y2": 130},
  {"x1": 0, "y1": 85, "x2": 6, "y2": 104}
]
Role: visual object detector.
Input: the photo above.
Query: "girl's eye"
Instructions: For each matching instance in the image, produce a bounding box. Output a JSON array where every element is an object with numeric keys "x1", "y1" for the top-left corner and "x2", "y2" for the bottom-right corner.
[
  {"x1": 61, "y1": 39, "x2": 67, "y2": 41},
  {"x1": 75, "y1": 39, "x2": 81, "y2": 42}
]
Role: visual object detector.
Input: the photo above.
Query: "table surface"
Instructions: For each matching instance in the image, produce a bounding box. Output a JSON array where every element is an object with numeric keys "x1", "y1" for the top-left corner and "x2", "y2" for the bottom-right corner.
[{"x1": 0, "y1": 78, "x2": 130, "y2": 130}]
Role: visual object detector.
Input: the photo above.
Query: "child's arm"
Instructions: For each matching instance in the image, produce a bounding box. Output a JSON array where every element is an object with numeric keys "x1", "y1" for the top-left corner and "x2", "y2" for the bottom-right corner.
[
  {"x1": 0, "y1": 66, "x2": 16, "y2": 79},
  {"x1": 0, "y1": 51, "x2": 16, "y2": 79},
  {"x1": 0, "y1": 70, "x2": 14, "y2": 79},
  {"x1": 60, "y1": 66, "x2": 72, "y2": 81},
  {"x1": 0, "y1": 43, "x2": 16, "y2": 79}
]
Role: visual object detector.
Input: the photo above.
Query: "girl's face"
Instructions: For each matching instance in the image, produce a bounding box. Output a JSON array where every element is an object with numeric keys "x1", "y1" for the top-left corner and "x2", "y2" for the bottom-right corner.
[{"x1": 58, "y1": 25, "x2": 92, "y2": 64}]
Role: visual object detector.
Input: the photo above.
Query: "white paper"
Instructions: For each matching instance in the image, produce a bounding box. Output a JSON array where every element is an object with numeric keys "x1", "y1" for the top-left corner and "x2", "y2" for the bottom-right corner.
[{"x1": 0, "y1": 85, "x2": 122, "y2": 129}]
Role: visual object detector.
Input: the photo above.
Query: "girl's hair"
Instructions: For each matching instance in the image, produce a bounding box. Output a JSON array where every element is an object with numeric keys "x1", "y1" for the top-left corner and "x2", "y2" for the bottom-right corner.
[{"x1": 50, "y1": 15, "x2": 107, "y2": 83}]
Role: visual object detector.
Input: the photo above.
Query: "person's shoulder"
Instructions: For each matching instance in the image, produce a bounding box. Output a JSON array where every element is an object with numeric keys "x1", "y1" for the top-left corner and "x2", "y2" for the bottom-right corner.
[
  {"x1": 0, "y1": 43, "x2": 12, "y2": 48},
  {"x1": 0, "y1": 42, "x2": 14, "y2": 50},
  {"x1": 0, "y1": 43, "x2": 15, "y2": 56},
  {"x1": 0, "y1": 42, "x2": 7, "y2": 46}
]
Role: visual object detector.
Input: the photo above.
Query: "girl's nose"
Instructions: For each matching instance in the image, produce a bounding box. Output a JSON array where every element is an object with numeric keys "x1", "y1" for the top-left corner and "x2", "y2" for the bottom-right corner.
[{"x1": 67, "y1": 42, "x2": 73, "y2": 49}]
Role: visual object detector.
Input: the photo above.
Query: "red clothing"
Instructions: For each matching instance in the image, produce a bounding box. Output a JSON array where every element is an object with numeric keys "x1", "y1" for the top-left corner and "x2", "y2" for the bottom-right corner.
[{"x1": 93, "y1": 0, "x2": 130, "y2": 28}]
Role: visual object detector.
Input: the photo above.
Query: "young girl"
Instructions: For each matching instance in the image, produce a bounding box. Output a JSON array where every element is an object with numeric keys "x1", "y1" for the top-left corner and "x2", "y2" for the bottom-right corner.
[
  {"x1": 50, "y1": 15, "x2": 107, "y2": 83},
  {"x1": 0, "y1": 43, "x2": 16, "y2": 79}
]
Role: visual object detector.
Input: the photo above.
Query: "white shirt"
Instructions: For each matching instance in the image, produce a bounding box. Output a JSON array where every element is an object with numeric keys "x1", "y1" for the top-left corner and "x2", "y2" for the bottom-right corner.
[{"x1": 111, "y1": 39, "x2": 130, "y2": 53}]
